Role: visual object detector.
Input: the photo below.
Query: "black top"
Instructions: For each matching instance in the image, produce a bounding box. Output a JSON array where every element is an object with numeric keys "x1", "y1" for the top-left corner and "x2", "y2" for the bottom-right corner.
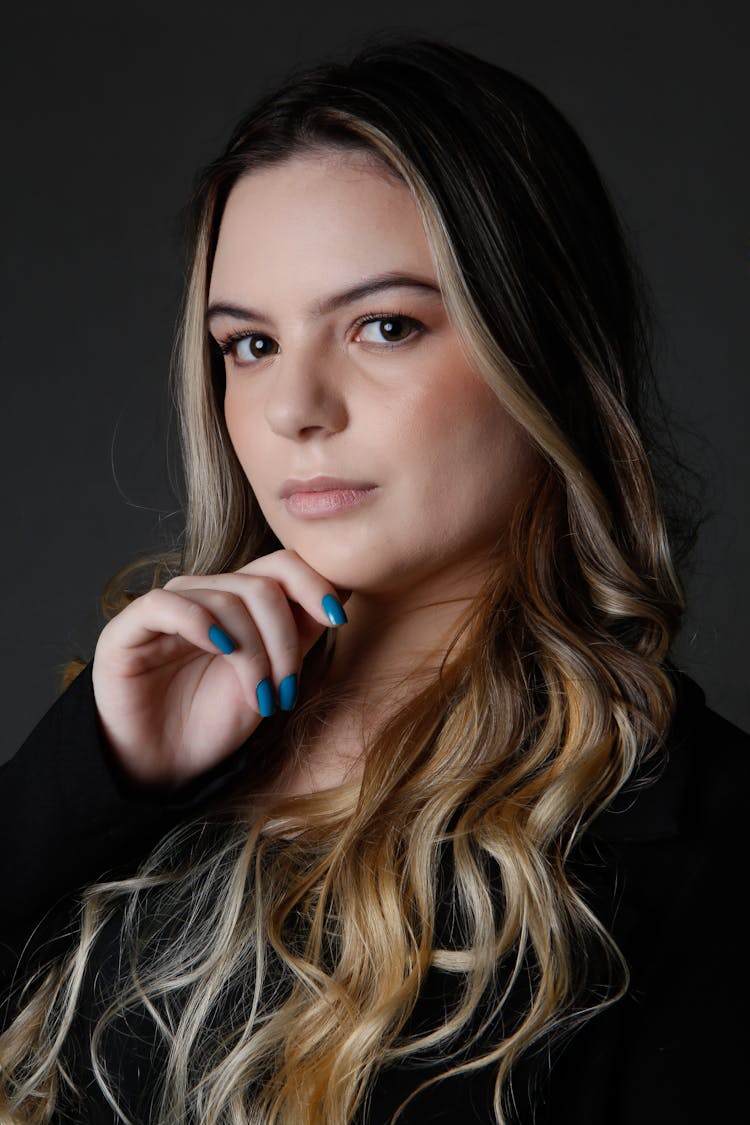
[{"x1": 1, "y1": 662, "x2": 748, "y2": 1123}]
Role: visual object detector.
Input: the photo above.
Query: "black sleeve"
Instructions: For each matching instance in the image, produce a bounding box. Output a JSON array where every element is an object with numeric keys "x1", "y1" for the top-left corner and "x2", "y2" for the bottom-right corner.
[{"x1": 0, "y1": 662, "x2": 251, "y2": 1004}]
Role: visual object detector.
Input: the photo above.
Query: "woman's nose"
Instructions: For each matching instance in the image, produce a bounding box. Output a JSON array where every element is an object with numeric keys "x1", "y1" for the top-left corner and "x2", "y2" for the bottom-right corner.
[{"x1": 262, "y1": 343, "x2": 348, "y2": 439}]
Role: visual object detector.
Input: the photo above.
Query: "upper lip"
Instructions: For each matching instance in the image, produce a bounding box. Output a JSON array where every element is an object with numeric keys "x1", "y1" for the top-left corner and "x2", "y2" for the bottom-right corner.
[{"x1": 279, "y1": 475, "x2": 376, "y2": 499}]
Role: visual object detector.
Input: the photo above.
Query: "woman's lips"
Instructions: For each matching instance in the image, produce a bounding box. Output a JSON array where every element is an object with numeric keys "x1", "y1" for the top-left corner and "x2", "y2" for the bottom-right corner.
[
  {"x1": 283, "y1": 486, "x2": 378, "y2": 518},
  {"x1": 279, "y1": 475, "x2": 375, "y2": 498},
  {"x1": 279, "y1": 474, "x2": 378, "y2": 518}
]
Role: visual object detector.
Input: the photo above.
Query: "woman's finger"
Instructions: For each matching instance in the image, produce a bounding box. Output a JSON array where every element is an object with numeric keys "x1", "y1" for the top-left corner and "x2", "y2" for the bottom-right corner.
[
  {"x1": 231, "y1": 549, "x2": 350, "y2": 629},
  {"x1": 163, "y1": 547, "x2": 349, "y2": 669},
  {"x1": 160, "y1": 581, "x2": 304, "y2": 715},
  {"x1": 97, "y1": 587, "x2": 267, "y2": 717}
]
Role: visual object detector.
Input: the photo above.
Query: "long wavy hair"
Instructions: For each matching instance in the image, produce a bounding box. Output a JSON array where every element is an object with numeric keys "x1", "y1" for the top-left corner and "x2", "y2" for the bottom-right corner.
[{"x1": 0, "y1": 34, "x2": 701, "y2": 1125}]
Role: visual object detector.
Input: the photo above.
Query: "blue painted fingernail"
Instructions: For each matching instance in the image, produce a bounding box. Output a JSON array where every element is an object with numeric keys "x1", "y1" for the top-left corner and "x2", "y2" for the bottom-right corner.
[
  {"x1": 322, "y1": 594, "x2": 348, "y2": 626},
  {"x1": 279, "y1": 673, "x2": 298, "y2": 711},
  {"x1": 209, "y1": 624, "x2": 236, "y2": 654},
  {"x1": 256, "y1": 677, "x2": 276, "y2": 717}
]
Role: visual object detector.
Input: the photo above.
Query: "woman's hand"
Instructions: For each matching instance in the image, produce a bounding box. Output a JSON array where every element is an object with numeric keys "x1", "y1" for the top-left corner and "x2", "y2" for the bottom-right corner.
[{"x1": 90, "y1": 549, "x2": 350, "y2": 788}]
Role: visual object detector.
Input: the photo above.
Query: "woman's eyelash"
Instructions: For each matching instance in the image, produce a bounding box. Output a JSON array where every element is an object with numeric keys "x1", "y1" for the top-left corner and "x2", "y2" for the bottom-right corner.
[
  {"x1": 216, "y1": 330, "x2": 262, "y2": 357},
  {"x1": 215, "y1": 312, "x2": 422, "y2": 355},
  {"x1": 353, "y1": 311, "x2": 422, "y2": 337}
]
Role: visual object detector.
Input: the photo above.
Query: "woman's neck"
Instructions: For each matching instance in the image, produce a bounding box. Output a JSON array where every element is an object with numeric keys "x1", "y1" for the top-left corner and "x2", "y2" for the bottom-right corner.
[
  {"x1": 322, "y1": 557, "x2": 493, "y2": 698},
  {"x1": 255, "y1": 556, "x2": 500, "y2": 808}
]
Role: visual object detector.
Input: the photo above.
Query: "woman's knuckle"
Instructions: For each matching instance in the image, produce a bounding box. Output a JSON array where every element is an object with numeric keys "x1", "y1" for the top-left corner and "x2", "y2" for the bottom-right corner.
[
  {"x1": 279, "y1": 637, "x2": 300, "y2": 659},
  {"x1": 144, "y1": 586, "x2": 168, "y2": 605},
  {"x1": 247, "y1": 573, "x2": 273, "y2": 589},
  {"x1": 184, "y1": 598, "x2": 208, "y2": 621},
  {"x1": 249, "y1": 575, "x2": 282, "y2": 602},
  {"x1": 212, "y1": 590, "x2": 240, "y2": 612}
]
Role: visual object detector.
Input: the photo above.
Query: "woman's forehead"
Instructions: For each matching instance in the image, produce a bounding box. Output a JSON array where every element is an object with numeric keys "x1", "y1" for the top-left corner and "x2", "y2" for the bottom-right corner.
[{"x1": 209, "y1": 157, "x2": 434, "y2": 306}]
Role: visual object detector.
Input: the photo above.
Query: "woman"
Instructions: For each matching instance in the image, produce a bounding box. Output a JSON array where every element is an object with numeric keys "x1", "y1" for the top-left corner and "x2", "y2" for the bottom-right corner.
[{"x1": 1, "y1": 35, "x2": 747, "y2": 1125}]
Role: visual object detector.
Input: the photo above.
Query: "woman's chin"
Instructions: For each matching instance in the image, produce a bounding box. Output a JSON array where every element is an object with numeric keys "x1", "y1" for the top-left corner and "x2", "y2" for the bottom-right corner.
[
  {"x1": 273, "y1": 534, "x2": 375, "y2": 587},
  {"x1": 275, "y1": 542, "x2": 395, "y2": 598}
]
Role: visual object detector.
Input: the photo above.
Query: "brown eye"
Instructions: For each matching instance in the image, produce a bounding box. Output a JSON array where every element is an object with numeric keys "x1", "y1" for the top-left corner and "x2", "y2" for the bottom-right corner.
[
  {"x1": 357, "y1": 316, "x2": 418, "y2": 345},
  {"x1": 380, "y1": 317, "x2": 412, "y2": 341},
  {"x1": 222, "y1": 333, "x2": 279, "y2": 364}
]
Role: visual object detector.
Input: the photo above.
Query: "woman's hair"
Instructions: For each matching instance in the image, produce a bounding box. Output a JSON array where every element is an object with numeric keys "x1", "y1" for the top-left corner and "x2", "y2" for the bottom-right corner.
[{"x1": 1, "y1": 34, "x2": 701, "y2": 1125}]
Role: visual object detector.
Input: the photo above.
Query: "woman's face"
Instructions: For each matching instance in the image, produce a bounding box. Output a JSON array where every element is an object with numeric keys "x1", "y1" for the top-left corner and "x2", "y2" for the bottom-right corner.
[{"x1": 208, "y1": 150, "x2": 539, "y2": 597}]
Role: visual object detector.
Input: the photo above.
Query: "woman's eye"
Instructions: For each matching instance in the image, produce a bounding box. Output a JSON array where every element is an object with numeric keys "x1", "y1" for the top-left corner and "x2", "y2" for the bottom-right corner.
[
  {"x1": 356, "y1": 316, "x2": 418, "y2": 345},
  {"x1": 220, "y1": 333, "x2": 279, "y2": 364}
]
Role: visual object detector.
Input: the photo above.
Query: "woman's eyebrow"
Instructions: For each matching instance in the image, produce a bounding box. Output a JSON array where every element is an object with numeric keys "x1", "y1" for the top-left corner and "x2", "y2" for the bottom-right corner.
[{"x1": 205, "y1": 272, "x2": 442, "y2": 326}]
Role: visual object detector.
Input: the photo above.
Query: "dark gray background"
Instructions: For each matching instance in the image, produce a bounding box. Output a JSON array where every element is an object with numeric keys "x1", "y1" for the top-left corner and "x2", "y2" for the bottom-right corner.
[{"x1": 2, "y1": 0, "x2": 747, "y2": 764}]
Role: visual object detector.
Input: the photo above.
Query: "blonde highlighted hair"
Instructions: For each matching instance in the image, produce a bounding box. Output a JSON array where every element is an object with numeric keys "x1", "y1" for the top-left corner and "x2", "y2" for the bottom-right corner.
[{"x1": 1, "y1": 34, "x2": 699, "y2": 1125}]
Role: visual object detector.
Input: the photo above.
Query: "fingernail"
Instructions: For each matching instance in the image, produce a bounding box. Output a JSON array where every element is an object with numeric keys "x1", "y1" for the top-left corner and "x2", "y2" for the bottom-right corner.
[
  {"x1": 256, "y1": 677, "x2": 276, "y2": 718},
  {"x1": 209, "y1": 624, "x2": 236, "y2": 654},
  {"x1": 322, "y1": 594, "x2": 348, "y2": 626},
  {"x1": 279, "y1": 673, "x2": 298, "y2": 711}
]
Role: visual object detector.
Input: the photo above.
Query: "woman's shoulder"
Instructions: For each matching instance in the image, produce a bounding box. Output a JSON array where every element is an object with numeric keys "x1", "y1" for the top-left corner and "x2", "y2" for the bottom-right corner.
[
  {"x1": 591, "y1": 667, "x2": 750, "y2": 848},
  {"x1": 682, "y1": 684, "x2": 750, "y2": 846},
  {"x1": 533, "y1": 673, "x2": 749, "y2": 1124},
  {"x1": 577, "y1": 665, "x2": 748, "y2": 1016}
]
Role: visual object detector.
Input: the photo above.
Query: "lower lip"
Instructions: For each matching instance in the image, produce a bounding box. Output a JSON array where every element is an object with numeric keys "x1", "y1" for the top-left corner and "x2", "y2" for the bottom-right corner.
[{"x1": 283, "y1": 487, "x2": 377, "y2": 518}]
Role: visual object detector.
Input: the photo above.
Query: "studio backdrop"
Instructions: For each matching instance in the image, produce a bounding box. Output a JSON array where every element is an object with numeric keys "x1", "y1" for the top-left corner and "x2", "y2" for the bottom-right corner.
[{"x1": 1, "y1": 0, "x2": 747, "y2": 763}]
